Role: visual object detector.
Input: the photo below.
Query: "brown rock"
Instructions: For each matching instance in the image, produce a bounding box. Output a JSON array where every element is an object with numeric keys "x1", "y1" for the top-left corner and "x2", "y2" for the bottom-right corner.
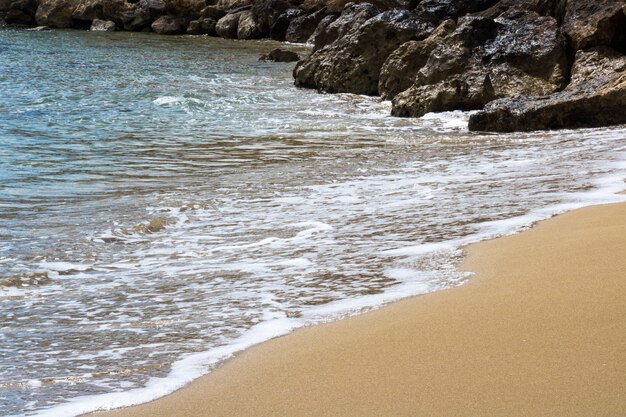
[
  {"x1": 236, "y1": 9, "x2": 259, "y2": 38},
  {"x1": 285, "y1": 8, "x2": 327, "y2": 43},
  {"x1": 35, "y1": 0, "x2": 74, "y2": 28},
  {"x1": 269, "y1": 8, "x2": 301, "y2": 41},
  {"x1": 294, "y1": 9, "x2": 435, "y2": 95},
  {"x1": 561, "y1": 0, "x2": 626, "y2": 51},
  {"x1": 186, "y1": 17, "x2": 216, "y2": 34},
  {"x1": 379, "y1": 19, "x2": 455, "y2": 100},
  {"x1": 388, "y1": 10, "x2": 567, "y2": 115},
  {"x1": 151, "y1": 14, "x2": 184, "y2": 34},
  {"x1": 215, "y1": 11, "x2": 241, "y2": 38},
  {"x1": 309, "y1": 2, "x2": 379, "y2": 51},
  {"x1": 260, "y1": 48, "x2": 301, "y2": 62},
  {"x1": 468, "y1": 47, "x2": 626, "y2": 132},
  {"x1": 392, "y1": 72, "x2": 495, "y2": 117}
]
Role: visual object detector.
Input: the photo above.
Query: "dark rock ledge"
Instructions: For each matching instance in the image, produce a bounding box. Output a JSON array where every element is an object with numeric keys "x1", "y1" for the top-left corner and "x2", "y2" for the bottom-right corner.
[{"x1": 2, "y1": 0, "x2": 625, "y2": 132}]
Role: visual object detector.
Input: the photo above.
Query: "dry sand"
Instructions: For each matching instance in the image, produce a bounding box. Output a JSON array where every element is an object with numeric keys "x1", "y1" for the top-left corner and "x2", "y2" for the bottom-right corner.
[{"x1": 92, "y1": 202, "x2": 626, "y2": 417}]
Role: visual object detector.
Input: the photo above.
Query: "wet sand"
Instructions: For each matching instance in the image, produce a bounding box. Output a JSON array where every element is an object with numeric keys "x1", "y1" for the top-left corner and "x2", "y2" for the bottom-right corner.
[{"x1": 92, "y1": 202, "x2": 626, "y2": 417}]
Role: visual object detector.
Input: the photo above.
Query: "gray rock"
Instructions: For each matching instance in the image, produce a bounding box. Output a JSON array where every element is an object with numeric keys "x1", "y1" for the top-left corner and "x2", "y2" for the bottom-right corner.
[
  {"x1": 90, "y1": 18, "x2": 116, "y2": 31},
  {"x1": 26, "y1": 25, "x2": 51, "y2": 30},
  {"x1": 468, "y1": 47, "x2": 626, "y2": 132}
]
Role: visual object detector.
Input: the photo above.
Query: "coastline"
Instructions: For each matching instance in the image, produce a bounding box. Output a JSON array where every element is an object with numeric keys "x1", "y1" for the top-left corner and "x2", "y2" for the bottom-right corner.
[{"x1": 89, "y1": 200, "x2": 626, "y2": 417}]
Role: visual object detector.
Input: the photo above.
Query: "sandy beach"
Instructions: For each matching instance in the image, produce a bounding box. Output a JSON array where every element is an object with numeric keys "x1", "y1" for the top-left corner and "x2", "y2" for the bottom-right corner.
[{"x1": 91, "y1": 201, "x2": 626, "y2": 417}]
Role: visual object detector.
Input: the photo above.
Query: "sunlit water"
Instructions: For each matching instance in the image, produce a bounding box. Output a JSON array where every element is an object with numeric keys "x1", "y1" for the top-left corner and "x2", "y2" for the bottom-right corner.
[{"x1": 1, "y1": 29, "x2": 625, "y2": 416}]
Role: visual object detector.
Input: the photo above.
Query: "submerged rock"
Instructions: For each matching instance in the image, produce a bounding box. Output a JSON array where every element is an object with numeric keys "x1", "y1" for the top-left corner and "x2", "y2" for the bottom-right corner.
[
  {"x1": 90, "y1": 18, "x2": 116, "y2": 31},
  {"x1": 260, "y1": 48, "x2": 300, "y2": 62},
  {"x1": 468, "y1": 47, "x2": 626, "y2": 132}
]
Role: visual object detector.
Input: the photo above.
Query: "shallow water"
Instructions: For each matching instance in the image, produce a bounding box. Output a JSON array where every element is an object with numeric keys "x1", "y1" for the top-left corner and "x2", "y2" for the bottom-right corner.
[{"x1": 1, "y1": 29, "x2": 625, "y2": 416}]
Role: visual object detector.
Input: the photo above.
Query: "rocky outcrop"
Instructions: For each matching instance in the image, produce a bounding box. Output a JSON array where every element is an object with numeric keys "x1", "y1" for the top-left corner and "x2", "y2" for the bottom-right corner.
[
  {"x1": 260, "y1": 47, "x2": 300, "y2": 61},
  {"x1": 90, "y1": 17, "x2": 115, "y2": 30},
  {"x1": 389, "y1": 9, "x2": 568, "y2": 117},
  {"x1": 468, "y1": 47, "x2": 626, "y2": 132},
  {"x1": 294, "y1": 9, "x2": 435, "y2": 95}
]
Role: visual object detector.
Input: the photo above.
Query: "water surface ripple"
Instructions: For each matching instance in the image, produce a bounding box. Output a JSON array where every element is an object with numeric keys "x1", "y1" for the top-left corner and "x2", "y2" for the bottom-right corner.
[{"x1": 1, "y1": 29, "x2": 625, "y2": 416}]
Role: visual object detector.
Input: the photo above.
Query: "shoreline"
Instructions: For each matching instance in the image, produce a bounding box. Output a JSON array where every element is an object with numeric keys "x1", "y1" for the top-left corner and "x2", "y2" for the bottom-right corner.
[{"x1": 89, "y1": 200, "x2": 626, "y2": 417}]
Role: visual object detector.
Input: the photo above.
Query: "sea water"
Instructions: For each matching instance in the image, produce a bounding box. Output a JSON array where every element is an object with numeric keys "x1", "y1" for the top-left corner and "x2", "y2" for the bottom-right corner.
[{"x1": 1, "y1": 28, "x2": 625, "y2": 416}]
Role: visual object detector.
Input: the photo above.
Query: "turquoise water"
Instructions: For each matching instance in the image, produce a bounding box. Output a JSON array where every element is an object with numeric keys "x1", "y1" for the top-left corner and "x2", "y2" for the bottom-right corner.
[{"x1": 1, "y1": 29, "x2": 625, "y2": 416}]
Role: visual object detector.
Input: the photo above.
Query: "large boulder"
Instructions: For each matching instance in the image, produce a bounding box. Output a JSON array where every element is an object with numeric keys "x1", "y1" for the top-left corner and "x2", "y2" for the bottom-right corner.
[
  {"x1": 269, "y1": 8, "x2": 301, "y2": 40},
  {"x1": 388, "y1": 10, "x2": 568, "y2": 116},
  {"x1": 186, "y1": 17, "x2": 216, "y2": 34},
  {"x1": 151, "y1": 14, "x2": 184, "y2": 33},
  {"x1": 561, "y1": 0, "x2": 626, "y2": 51},
  {"x1": 294, "y1": 9, "x2": 436, "y2": 95},
  {"x1": 468, "y1": 47, "x2": 626, "y2": 132},
  {"x1": 249, "y1": 0, "x2": 289, "y2": 37},
  {"x1": 392, "y1": 71, "x2": 495, "y2": 116},
  {"x1": 379, "y1": 19, "x2": 455, "y2": 100},
  {"x1": 215, "y1": 10, "x2": 241, "y2": 38},
  {"x1": 309, "y1": 2, "x2": 379, "y2": 51},
  {"x1": 285, "y1": 7, "x2": 327, "y2": 43},
  {"x1": 35, "y1": 0, "x2": 74, "y2": 27},
  {"x1": 4, "y1": 0, "x2": 38, "y2": 25}
]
